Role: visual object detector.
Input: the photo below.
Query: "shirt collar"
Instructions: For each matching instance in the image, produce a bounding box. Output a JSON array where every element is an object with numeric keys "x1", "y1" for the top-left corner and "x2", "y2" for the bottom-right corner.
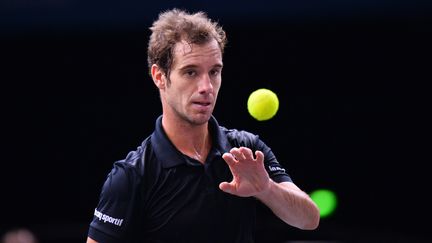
[{"x1": 150, "y1": 115, "x2": 231, "y2": 169}]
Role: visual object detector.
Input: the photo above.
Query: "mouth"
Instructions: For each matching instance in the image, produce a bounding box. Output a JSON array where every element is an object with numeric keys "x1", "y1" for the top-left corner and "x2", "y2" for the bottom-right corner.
[{"x1": 192, "y1": 101, "x2": 211, "y2": 107}]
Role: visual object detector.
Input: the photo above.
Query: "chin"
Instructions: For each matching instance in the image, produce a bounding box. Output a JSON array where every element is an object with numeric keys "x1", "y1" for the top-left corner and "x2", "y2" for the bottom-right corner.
[{"x1": 188, "y1": 113, "x2": 212, "y2": 125}]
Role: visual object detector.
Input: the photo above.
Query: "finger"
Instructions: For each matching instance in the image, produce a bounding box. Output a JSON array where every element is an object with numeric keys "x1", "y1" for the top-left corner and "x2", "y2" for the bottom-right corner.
[
  {"x1": 219, "y1": 181, "x2": 236, "y2": 194},
  {"x1": 230, "y1": 147, "x2": 246, "y2": 161},
  {"x1": 255, "y1": 150, "x2": 264, "y2": 163},
  {"x1": 239, "y1": 147, "x2": 254, "y2": 160},
  {"x1": 222, "y1": 152, "x2": 237, "y2": 165}
]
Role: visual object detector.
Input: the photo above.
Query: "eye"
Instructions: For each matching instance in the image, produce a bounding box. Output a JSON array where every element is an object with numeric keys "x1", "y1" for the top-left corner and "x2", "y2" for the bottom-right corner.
[
  {"x1": 185, "y1": 70, "x2": 196, "y2": 77},
  {"x1": 210, "y1": 69, "x2": 221, "y2": 76}
]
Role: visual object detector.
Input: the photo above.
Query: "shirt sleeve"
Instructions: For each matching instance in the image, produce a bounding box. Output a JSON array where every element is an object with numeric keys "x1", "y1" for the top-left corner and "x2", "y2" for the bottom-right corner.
[
  {"x1": 254, "y1": 137, "x2": 293, "y2": 183},
  {"x1": 88, "y1": 161, "x2": 141, "y2": 242}
]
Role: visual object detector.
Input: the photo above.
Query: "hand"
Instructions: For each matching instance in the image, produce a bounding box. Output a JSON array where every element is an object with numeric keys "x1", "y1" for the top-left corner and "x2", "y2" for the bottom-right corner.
[{"x1": 219, "y1": 147, "x2": 271, "y2": 197}]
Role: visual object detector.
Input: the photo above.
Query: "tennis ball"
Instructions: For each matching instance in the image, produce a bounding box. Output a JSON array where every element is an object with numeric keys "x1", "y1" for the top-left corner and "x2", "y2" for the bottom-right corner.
[
  {"x1": 310, "y1": 189, "x2": 338, "y2": 218},
  {"x1": 247, "y1": 88, "x2": 279, "y2": 121}
]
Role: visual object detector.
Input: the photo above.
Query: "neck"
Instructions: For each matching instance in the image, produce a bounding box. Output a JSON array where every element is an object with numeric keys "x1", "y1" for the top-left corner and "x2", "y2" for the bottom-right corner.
[{"x1": 162, "y1": 114, "x2": 212, "y2": 163}]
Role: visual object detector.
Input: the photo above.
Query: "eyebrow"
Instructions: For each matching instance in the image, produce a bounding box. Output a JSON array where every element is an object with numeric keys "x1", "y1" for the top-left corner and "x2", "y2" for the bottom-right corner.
[{"x1": 177, "y1": 63, "x2": 223, "y2": 72}]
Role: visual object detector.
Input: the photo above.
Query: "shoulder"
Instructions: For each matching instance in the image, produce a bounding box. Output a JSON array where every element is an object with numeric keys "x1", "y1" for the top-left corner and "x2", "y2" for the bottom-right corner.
[
  {"x1": 220, "y1": 126, "x2": 259, "y2": 148},
  {"x1": 114, "y1": 136, "x2": 156, "y2": 175},
  {"x1": 102, "y1": 136, "x2": 156, "y2": 192}
]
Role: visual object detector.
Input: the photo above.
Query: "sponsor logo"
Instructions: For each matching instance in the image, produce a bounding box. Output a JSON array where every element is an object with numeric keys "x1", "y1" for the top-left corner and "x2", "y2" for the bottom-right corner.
[
  {"x1": 94, "y1": 209, "x2": 124, "y2": 227},
  {"x1": 268, "y1": 166, "x2": 285, "y2": 173}
]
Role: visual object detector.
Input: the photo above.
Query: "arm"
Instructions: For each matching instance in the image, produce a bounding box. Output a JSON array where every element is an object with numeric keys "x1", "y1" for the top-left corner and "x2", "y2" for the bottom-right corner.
[
  {"x1": 219, "y1": 147, "x2": 320, "y2": 230},
  {"x1": 255, "y1": 181, "x2": 319, "y2": 230},
  {"x1": 87, "y1": 162, "x2": 141, "y2": 242}
]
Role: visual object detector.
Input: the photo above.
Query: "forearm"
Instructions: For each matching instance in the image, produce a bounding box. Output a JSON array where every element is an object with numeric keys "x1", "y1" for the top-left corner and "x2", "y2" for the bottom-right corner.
[{"x1": 255, "y1": 180, "x2": 320, "y2": 230}]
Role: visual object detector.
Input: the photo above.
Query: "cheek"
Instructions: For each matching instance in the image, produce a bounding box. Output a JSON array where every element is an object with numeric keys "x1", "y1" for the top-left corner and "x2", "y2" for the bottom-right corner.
[
  {"x1": 213, "y1": 80, "x2": 222, "y2": 92},
  {"x1": 175, "y1": 86, "x2": 192, "y2": 103}
]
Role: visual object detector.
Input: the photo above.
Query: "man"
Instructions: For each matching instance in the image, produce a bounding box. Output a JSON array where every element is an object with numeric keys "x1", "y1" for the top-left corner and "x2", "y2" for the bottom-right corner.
[{"x1": 87, "y1": 9, "x2": 319, "y2": 243}]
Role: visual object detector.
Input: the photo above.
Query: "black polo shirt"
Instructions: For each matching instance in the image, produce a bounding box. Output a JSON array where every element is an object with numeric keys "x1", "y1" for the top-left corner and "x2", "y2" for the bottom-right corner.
[{"x1": 88, "y1": 115, "x2": 292, "y2": 243}]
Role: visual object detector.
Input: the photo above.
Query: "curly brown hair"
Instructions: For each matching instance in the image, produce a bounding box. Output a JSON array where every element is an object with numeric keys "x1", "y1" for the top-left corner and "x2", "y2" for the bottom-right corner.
[{"x1": 147, "y1": 9, "x2": 227, "y2": 80}]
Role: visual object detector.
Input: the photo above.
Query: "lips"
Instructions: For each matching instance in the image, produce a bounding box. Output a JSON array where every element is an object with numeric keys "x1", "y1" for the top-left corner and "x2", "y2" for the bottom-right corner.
[
  {"x1": 192, "y1": 101, "x2": 211, "y2": 106},
  {"x1": 191, "y1": 100, "x2": 212, "y2": 112}
]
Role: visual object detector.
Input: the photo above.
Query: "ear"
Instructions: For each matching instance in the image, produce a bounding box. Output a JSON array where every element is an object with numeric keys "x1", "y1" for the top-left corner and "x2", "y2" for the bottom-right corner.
[{"x1": 151, "y1": 64, "x2": 166, "y2": 90}]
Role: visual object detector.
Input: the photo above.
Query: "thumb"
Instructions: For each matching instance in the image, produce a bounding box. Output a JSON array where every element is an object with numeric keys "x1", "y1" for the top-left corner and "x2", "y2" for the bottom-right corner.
[{"x1": 219, "y1": 182, "x2": 235, "y2": 194}]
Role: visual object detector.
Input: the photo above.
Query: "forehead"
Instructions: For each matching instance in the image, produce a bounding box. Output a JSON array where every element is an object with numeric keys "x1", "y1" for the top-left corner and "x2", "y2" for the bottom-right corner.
[{"x1": 171, "y1": 39, "x2": 222, "y2": 69}]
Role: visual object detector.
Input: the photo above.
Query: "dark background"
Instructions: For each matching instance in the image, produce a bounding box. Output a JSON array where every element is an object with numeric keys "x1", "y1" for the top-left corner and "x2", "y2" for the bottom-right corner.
[{"x1": 1, "y1": 1, "x2": 431, "y2": 242}]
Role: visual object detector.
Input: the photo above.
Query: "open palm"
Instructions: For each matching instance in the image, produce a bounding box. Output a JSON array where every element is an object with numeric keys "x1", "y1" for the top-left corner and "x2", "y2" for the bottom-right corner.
[{"x1": 219, "y1": 147, "x2": 271, "y2": 197}]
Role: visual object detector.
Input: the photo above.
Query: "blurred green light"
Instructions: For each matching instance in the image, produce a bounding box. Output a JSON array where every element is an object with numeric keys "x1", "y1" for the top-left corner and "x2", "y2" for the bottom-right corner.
[{"x1": 310, "y1": 189, "x2": 338, "y2": 218}]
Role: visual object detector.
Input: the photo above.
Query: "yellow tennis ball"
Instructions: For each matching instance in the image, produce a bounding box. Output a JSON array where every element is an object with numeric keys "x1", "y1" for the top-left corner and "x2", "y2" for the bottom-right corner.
[{"x1": 247, "y1": 88, "x2": 279, "y2": 121}]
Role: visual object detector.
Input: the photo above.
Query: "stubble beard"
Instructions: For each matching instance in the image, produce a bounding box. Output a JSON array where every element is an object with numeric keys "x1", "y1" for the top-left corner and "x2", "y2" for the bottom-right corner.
[
  {"x1": 164, "y1": 93, "x2": 217, "y2": 126},
  {"x1": 177, "y1": 106, "x2": 213, "y2": 126}
]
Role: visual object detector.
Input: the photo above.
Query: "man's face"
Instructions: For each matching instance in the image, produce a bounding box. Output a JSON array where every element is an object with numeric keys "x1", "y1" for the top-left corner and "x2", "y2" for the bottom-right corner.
[{"x1": 161, "y1": 39, "x2": 223, "y2": 125}]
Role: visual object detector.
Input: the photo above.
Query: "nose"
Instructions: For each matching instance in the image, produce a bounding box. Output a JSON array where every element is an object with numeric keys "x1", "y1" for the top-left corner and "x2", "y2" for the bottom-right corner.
[{"x1": 198, "y1": 74, "x2": 213, "y2": 94}]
